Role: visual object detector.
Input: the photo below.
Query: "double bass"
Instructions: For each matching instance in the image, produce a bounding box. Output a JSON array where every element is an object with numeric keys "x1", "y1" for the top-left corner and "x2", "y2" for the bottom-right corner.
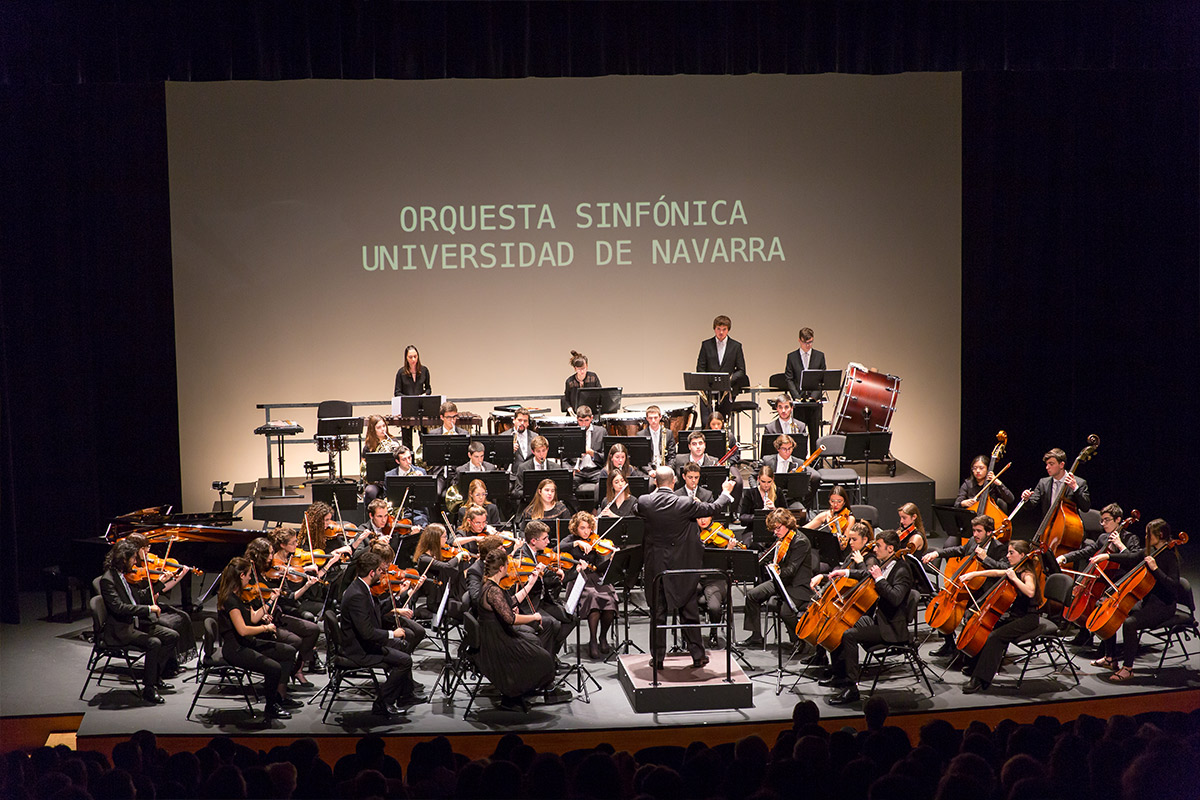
[
  {"x1": 948, "y1": 431, "x2": 1009, "y2": 579},
  {"x1": 1030, "y1": 434, "x2": 1099, "y2": 558},
  {"x1": 1086, "y1": 531, "x2": 1188, "y2": 639},
  {"x1": 1062, "y1": 510, "x2": 1139, "y2": 623}
]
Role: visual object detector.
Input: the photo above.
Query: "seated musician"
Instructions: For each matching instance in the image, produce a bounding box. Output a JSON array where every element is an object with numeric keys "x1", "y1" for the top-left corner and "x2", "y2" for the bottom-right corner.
[
  {"x1": 695, "y1": 314, "x2": 747, "y2": 421},
  {"x1": 1057, "y1": 503, "x2": 1137, "y2": 648},
  {"x1": 456, "y1": 504, "x2": 496, "y2": 552},
  {"x1": 1021, "y1": 447, "x2": 1091, "y2": 514},
  {"x1": 122, "y1": 533, "x2": 196, "y2": 673},
  {"x1": 364, "y1": 540, "x2": 427, "y2": 658},
  {"x1": 412, "y1": 523, "x2": 465, "y2": 622},
  {"x1": 511, "y1": 408, "x2": 537, "y2": 463},
  {"x1": 244, "y1": 535, "x2": 320, "y2": 687},
  {"x1": 639, "y1": 405, "x2": 677, "y2": 473},
  {"x1": 429, "y1": 401, "x2": 468, "y2": 437},
  {"x1": 454, "y1": 441, "x2": 498, "y2": 483},
  {"x1": 824, "y1": 529, "x2": 915, "y2": 705},
  {"x1": 1091, "y1": 518, "x2": 1185, "y2": 682},
  {"x1": 921, "y1": 514, "x2": 1009, "y2": 658},
  {"x1": 339, "y1": 551, "x2": 425, "y2": 717},
  {"x1": 562, "y1": 511, "x2": 618, "y2": 659},
  {"x1": 465, "y1": 534, "x2": 512, "y2": 612},
  {"x1": 457, "y1": 479, "x2": 503, "y2": 528},
  {"x1": 512, "y1": 436, "x2": 564, "y2": 504},
  {"x1": 673, "y1": 431, "x2": 717, "y2": 472},
  {"x1": 520, "y1": 478, "x2": 571, "y2": 533},
  {"x1": 740, "y1": 509, "x2": 816, "y2": 648},
  {"x1": 362, "y1": 415, "x2": 400, "y2": 503},
  {"x1": 216, "y1": 557, "x2": 301, "y2": 719},
  {"x1": 804, "y1": 486, "x2": 857, "y2": 571},
  {"x1": 597, "y1": 471, "x2": 635, "y2": 518},
  {"x1": 956, "y1": 539, "x2": 1043, "y2": 693},
  {"x1": 98, "y1": 540, "x2": 181, "y2": 705},
  {"x1": 383, "y1": 445, "x2": 429, "y2": 526},
  {"x1": 393, "y1": 344, "x2": 431, "y2": 450},
  {"x1": 706, "y1": 411, "x2": 740, "y2": 465},
  {"x1": 359, "y1": 498, "x2": 409, "y2": 554},
  {"x1": 594, "y1": 443, "x2": 634, "y2": 506},
  {"x1": 693, "y1": 501, "x2": 732, "y2": 649},
  {"x1": 764, "y1": 394, "x2": 808, "y2": 439},
  {"x1": 957, "y1": 454, "x2": 1015, "y2": 512},
  {"x1": 896, "y1": 502, "x2": 928, "y2": 557},
  {"x1": 676, "y1": 461, "x2": 714, "y2": 502},
  {"x1": 762, "y1": 434, "x2": 820, "y2": 513},
  {"x1": 569, "y1": 405, "x2": 606, "y2": 488},
  {"x1": 301, "y1": 501, "x2": 354, "y2": 590},
  {"x1": 738, "y1": 464, "x2": 779, "y2": 527},
  {"x1": 807, "y1": 522, "x2": 875, "y2": 668},
  {"x1": 562, "y1": 350, "x2": 601, "y2": 415},
  {"x1": 519, "y1": 520, "x2": 575, "y2": 657}
]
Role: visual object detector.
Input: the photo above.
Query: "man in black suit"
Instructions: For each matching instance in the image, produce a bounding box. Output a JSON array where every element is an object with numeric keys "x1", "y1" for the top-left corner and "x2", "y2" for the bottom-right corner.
[
  {"x1": 825, "y1": 529, "x2": 914, "y2": 705},
  {"x1": 427, "y1": 401, "x2": 469, "y2": 437},
  {"x1": 672, "y1": 431, "x2": 718, "y2": 472},
  {"x1": 634, "y1": 467, "x2": 736, "y2": 669},
  {"x1": 340, "y1": 551, "x2": 424, "y2": 717},
  {"x1": 453, "y1": 441, "x2": 498, "y2": 484},
  {"x1": 639, "y1": 406, "x2": 677, "y2": 473},
  {"x1": 511, "y1": 408, "x2": 537, "y2": 463},
  {"x1": 569, "y1": 406, "x2": 606, "y2": 488},
  {"x1": 741, "y1": 508, "x2": 817, "y2": 647},
  {"x1": 98, "y1": 541, "x2": 179, "y2": 704},
  {"x1": 761, "y1": 433, "x2": 820, "y2": 512},
  {"x1": 382, "y1": 445, "x2": 429, "y2": 526},
  {"x1": 1021, "y1": 447, "x2": 1091, "y2": 516},
  {"x1": 511, "y1": 435, "x2": 564, "y2": 504},
  {"x1": 675, "y1": 462, "x2": 715, "y2": 503},
  {"x1": 696, "y1": 314, "x2": 747, "y2": 422},
  {"x1": 784, "y1": 327, "x2": 828, "y2": 454}
]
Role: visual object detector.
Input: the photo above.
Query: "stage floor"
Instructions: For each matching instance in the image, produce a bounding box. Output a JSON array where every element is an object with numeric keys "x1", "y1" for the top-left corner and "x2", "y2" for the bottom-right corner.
[{"x1": 3, "y1": 584, "x2": 1199, "y2": 756}]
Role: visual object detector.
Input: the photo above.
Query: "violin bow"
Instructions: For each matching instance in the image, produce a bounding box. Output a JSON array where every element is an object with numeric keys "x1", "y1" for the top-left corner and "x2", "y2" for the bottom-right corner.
[
  {"x1": 388, "y1": 488, "x2": 411, "y2": 539},
  {"x1": 966, "y1": 462, "x2": 1012, "y2": 505}
]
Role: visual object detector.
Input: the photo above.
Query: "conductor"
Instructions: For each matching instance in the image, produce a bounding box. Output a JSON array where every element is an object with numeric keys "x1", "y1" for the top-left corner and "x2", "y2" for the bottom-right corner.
[{"x1": 634, "y1": 466, "x2": 736, "y2": 670}]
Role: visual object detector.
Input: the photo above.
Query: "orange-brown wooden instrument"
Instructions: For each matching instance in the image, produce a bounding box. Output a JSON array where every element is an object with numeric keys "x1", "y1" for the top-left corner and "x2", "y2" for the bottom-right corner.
[
  {"x1": 1063, "y1": 510, "x2": 1138, "y2": 623},
  {"x1": 1086, "y1": 532, "x2": 1187, "y2": 639}
]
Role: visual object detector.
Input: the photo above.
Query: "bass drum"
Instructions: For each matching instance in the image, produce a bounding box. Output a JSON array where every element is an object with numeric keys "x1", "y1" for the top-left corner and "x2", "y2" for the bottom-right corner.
[
  {"x1": 831, "y1": 363, "x2": 900, "y2": 434},
  {"x1": 625, "y1": 402, "x2": 695, "y2": 435},
  {"x1": 604, "y1": 412, "x2": 646, "y2": 437}
]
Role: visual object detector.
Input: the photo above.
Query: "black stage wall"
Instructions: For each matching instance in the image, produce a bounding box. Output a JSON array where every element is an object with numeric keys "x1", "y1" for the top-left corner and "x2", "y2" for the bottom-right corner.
[{"x1": 3, "y1": 3, "x2": 1198, "y2": 623}]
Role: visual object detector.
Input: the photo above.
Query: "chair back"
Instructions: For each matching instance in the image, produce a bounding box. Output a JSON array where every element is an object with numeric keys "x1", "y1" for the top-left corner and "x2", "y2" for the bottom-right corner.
[
  {"x1": 1043, "y1": 572, "x2": 1074, "y2": 606},
  {"x1": 768, "y1": 373, "x2": 788, "y2": 392},
  {"x1": 323, "y1": 610, "x2": 343, "y2": 658},
  {"x1": 902, "y1": 589, "x2": 920, "y2": 642},
  {"x1": 92, "y1": 576, "x2": 102, "y2": 597},
  {"x1": 317, "y1": 400, "x2": 353, "y2": 420},
  {"x1": 850, "y1": 504, "x2": 878, "y2": 527},
  {"x1": 462, "y1": 611, "x2": 480, "y2": 650},
  {"x1": 88, "y1": 595, "x2": 108, "y2": 642},
  {"x1": 816, "y1": 434, "x2": 846, "y2": 459},
  {"x1": 1079, "y1": 509, "x2": 1103, "y2": 535}
]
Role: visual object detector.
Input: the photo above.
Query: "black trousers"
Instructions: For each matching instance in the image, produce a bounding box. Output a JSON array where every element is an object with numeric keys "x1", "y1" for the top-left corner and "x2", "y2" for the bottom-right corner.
[
  {"x1": 1101, "y1": 599, "x2": 1177, "y2": 668},
  {"x1": 534, "y1": 598, "x2": 576, "y2": 654},
  {"x1": 277, "y1": 613, "x2": 319, "y2": 671},
  {"x1": 742, "y1": 581, "x2": 800, "y2": 642},
  {"x1": 700, "y1": 577, "x2": 727, "y2": 624},
  {"x1": 973, "y1": 612, "x2": 1040, "y2": 686},
  {"x1": 348, "y1": 646, "x2": 413, "y2": 705},
  {"x1": 116, "y1": 623, "x2": 179, "y2": 688},
  {"x1": 223, "y1": 638, "x2": 296, "y2": 700}
]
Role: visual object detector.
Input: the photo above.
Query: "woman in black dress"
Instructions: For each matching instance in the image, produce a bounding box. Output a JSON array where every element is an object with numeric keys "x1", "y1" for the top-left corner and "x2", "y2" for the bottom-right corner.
[
  {"x1": 562, "y1": 350, "x2": 600, "y2": 415},
  {"x1": 412, "y1": 523, "x2": 466, "y2": 621},
  {"x1": 521, "y1": 479, "x2": 571, "y2": 534},
  {"x1": 597, "y1": 471, "x2": 635, "y2": 518},
  {"x1": 477, "y1": 549, "x2": 556, "y2": 710},
  {"x1": 393, "y1": 345, "x2": 431, "y2": 449},
  {"x1": 562, "y1": 511, "x2": 620, "y2": 659},
  {"x1": 215, "y1": 557, "x2": 300, "y2": 719}
]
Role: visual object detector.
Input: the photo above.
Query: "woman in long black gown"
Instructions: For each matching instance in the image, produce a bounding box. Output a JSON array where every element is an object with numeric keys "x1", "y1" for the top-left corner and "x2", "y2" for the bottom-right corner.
[{"x1": 476, "y1": 549, "x2": 556, "y2": 710}]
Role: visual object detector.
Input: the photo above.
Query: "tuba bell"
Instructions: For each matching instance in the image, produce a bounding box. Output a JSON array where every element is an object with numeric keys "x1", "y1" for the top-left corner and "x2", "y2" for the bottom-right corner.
[{"x1": 444, "y1": 483, "x2": 464, "y2": 516}]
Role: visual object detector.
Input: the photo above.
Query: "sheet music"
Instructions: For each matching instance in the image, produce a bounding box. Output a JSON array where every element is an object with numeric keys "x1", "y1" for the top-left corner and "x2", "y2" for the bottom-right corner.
[{"x1": 565, "y1": 572, "x2": 587, "y2": 616}]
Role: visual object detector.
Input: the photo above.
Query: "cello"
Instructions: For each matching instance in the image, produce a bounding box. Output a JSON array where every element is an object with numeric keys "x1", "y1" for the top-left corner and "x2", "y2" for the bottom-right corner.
[
  {"x1": 924, "y1": 520, "x2": 1010, "y2": 635},
  {"x1": 955, "y1": 541, "x2": 1043, "y2": 657},
  {"x1": 1086, "y1": 530, "x2": 1187, "y2": 639},
  {"x1": 796, "y1": 539, "x2": 870, "y2": 644},
  {"x1": 815, "y1": 541, "x2": 917, "y2": 651},
  {"x1": 1029, "y1": 435, "x2": 1099, "y2": 558},
  {"x1": 1062, "y1": 510, "x2": 1139, "y2": 623}
]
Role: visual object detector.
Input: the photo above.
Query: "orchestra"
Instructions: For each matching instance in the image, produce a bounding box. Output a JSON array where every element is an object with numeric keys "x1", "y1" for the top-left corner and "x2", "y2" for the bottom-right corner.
[{"x1": 88, "y1": 318, "x2": 1192, "y2": 725}]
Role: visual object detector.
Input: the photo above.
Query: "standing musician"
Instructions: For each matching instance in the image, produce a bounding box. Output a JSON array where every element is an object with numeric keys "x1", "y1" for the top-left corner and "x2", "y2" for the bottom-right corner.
[
  {"x1": 1058, "y1": 502, "x2": 1138, "y2": 648},
  {"x1": 784, "y1": 327, "x2": 827, "y2": 455},
  {"x1": 384, "y1": 445, "x2": 429, "y2": 526},
  {"x1": 519, "y1": 520, "x2": 575, "y2": 657},
  {"x1": 1091, "y1": 518, "x2": 1185, "y2": 682},
  {"x1": 673, "y1": 431, "x2": 717, "y2": 472},
  {"x1": 633, "y1": 467, "x2": 736, "y2": 670},
  {"x1": 216, "y1": 557, "x2": 300, "y2": 719},
  {"x1": 457, "y1": 479, "x2": 503, "y2": 527},
  {"x1": 562, "y1": 511, "x2": 619, "y2": 659},
  {"x1": 245, "y1": 534, "x2": 321, "y2": 685},
  {"x1": 98, "y1": 540, "x2": 181, "y2": 705},
  {"x1": 922, "y1": 514, "x2": 1010, "y2": 657},
  {"x1": 569, "y1": 405, "x2": 606, "y2": 488},
  {"x1": 804, "y1": 486, "x2": 856, "y2": 570},
  {"x1": 122, "y1": 533, "x2": 196, "y2": 673},
  {"x1": 511, "y1": 435, "x2": 564, "y2": 504},
  {"x1": 807, "y1": 522, "x2": 875, "y2": 668},
  {"x1": 412, "y1": 523, "x2": 466, "y2": 622},
  {"x1": 339, "y1": 551, "x2": 425, "y2": 718},
  {"x1": 706, "y1": 412, "x2": 741, "y2": 465},
  {"x1": 825, "y1": 529, "x2": 915, "y2": 705},
  {"x1": 957, "y1": 454, "x2": 1015, "y2": 512},
  {"x1": 511, "y1": 408, "x2": 537, "y2": 463},
  {"x1": 896, "y1": 502, "x2": 929, "y2": 557},
  {"x1": 740, "y1": 509, "x2": 816, "y2": 649},
  {"x1": 696, "y1": 314, "x2": 747, "y2": 422},
  {"x1": 639, "y1": 405, "x2": 677, "y2": 473},
  {"x1": 761, "y1": 434, "x2": 820, "y2": 513},
  {"x1": 520, "y1": 478, "x2": 572, "y2": 534},
  {"x1": 956, "y1": 539, "x2": 1043, "y2": 693},
  {"x1": 598, "y1": 471, "x2": 636, "y2": 517},
  {"x1": 562, "y1": 350, "x2": 601, "y2": 415},
  {"x1": 594, "y1": 443, "x2": 634, "y2": 506},
  {"x1": 393, "y1": 345, "x2": 431, "y2": 450},
  {"x1": 1021, "y1": 447, "x2": 1092, "y2": 514}
]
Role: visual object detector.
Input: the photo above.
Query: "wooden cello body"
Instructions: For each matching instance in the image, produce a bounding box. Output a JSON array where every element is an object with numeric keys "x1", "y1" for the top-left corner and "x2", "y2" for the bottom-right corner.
[
  {"x1": 955, "y1": 550, "x2": 1043, "y2": 657},
  {"x1": 1086, "y1": 532, "x2": 1187, "y2": 639},
  {"x1": 923, "y1": 527, "x2": 1005, "y2": 634},
  {"x1": 1063, "y1": 511, "x2": 1138, "y2": 623},
  {"x1": 959, "y1": 431, "x2": 1010, "y2": 548},
  {"x1": 1034, "y1": 435, "x2": 1099, "y2": 558},
  {"x1": 815, "y1": 544, "x2": 915, "y2": 651}
]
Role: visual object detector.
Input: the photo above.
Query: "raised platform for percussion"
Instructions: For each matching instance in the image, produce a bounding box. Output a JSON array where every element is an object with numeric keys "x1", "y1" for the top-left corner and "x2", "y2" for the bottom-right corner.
[{"x1": 617, "y1": 654, "x2": 754, "y2": 713}]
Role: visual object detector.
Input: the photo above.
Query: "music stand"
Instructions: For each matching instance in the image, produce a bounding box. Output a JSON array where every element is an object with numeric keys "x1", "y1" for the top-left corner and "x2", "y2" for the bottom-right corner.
[
  {"x1": 750, "y1": 512, "x2": 774, "y2": 550},
  {"x1": 602, "y1": 545, "x2": 647, "y2": 661},
  {"x1": 422, "y1": 435, "x2": 469, "y2": 471},
  {"x1": 932, "y1": 504, "x2": 975, "y2": 543},
  {"x1": 399, "y1": 394, "x2": 444, "y2": 426},
  {"x1": 577, "y1": 387, "x2": 622, "y2": 416},
  {"x1": 750, "y1": 561, "x2": 805, "y2": 693},
  {"x1": 684, "y1": 372, "x2": 731, "y2": 417},
  {"x1": 362, "y1": 452, "x2": 395, "y2": 485},
  {"x1": 597, "y1": 515, "x2": 644, "y2": 545},
  {"x1": 469, "y1": 435, "x2": 516, "y2": 469},
  {"x1": 626, "y1": 473, "x2": 650, "y2": 498},
  {"x1": 842, "y1": 431, "x2": 892, "y2": 504},
  {"x1": 520, "y1": 469, "x2": 573, "y2": 508},
  {"x1": 539, "y1": 428, "x2": 585, "y2": 462},
  {"x1": 702, "y1": 547, "x2": 759, "y2": 674},
  {"x1": 311, "y1": 480, "x2": 358, "y2": 511},
  {"x1": 698, "y1": 466, "x2": 730, "y2": 498},
  {"x1": 557, "y1": 572, "x2": 602, "y2": 701},
  {"x1": 316, "y1": 416, "x2": 363, "y2": 479},
  {"x1": 454, "y1": 470, "x2": 512, "y2": 517},
  {"x1": 386, "y1": 475, "x2": 438, "y2": 513},
  {"x1": 674, "y1": 429, "x2": 726, "y2": 455},
  {"x1": 799, "y1": 369, "x2": 843, "y2": 395},
  {"x1": 779, "y1": 472, "x2": 814, "y2": 510},
  {"x1": 600, "y1": 436, "x2": 651, "y2": 470}
]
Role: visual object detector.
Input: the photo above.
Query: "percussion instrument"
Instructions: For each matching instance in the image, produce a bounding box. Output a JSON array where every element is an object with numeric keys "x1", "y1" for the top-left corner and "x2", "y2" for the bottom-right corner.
[
  {"x1": 534, "y1": 415, "x2": 577, "y2": 429},
  {"x1": 626, "y1": 402, "x2": 695, "y2": 434},
  {"x1": 831, "y1": 362, "x2": 900, "y2": 434},
  {"x1": 490, "y1": 411, "x2": 515, "y2": 434},
  {"x1": 385, "y1": 412, "x2": 483, "y2": 434},
  {"x1": 603, "y1": 412, "x2": 646, "y2": 437}
]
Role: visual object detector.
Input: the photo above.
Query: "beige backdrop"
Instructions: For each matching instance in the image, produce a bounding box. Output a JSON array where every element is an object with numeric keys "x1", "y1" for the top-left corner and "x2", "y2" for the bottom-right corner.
[{"x1": 166, "y1": 74, "x2": 961, "y2": 512}]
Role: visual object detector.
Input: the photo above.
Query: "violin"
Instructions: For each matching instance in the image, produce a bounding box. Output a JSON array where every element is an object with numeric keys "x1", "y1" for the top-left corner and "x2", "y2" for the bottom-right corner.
[
  {"x1": 440, "y1": 543, "x2": 477, "y2": 561},
  {"x1": 264, "y1": 562, "x2": 326, "y2": 586},
  {"x1": 499, "y1": 556, "x2": 541, "y2": 590},
  {"x1": 293, "y1": 547, "x2": 345, "y2": 567},
  {"x1": 700, "y1": 520, "x2": 746, "y2": 549},
  {"x1": 125, "y1": 552, "x2": 201, "y2": 584},
  {"x1": 924, "y1": 522, "x2": 1009, "y2": 634},
  {"x1": 1063, "y1": 510, "x2": 1138, "y2": 624},
  {"x1": 955, "y1": 546, "x2": 1044, "y2": 657},
  {"x1": 240, "y1": 580, "x2": 276, "y2": 603},
  {"x1": 536, "y1": 550, "x2": 594, "y2": 572},
  {"x1": 585, "y1": 530, "x2": 620, "y2": 557},
  {"x1": 816, "y1": 542, "x2": 918, "y2": 651},
  {"x1": 370, "y1": 564, "x2": 438, "y2": 596},
  {"x1": 1086, "y1": 531, "x2": 1187, "y2": 639}
]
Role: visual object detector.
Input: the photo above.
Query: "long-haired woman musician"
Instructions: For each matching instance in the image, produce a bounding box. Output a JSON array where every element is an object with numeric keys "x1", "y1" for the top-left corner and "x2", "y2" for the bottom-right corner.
[{"x1": 393, "y1": 345, "x2": 431, "y2": 449}]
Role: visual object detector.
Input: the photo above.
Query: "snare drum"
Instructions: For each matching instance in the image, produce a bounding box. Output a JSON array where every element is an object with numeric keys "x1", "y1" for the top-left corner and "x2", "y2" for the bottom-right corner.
[
  {"x1": 831, "y1": 362, "x2": 900, "y2": 434},
  {"x1": 603, "y1": 412, "x2": 646, "y2": 437}
]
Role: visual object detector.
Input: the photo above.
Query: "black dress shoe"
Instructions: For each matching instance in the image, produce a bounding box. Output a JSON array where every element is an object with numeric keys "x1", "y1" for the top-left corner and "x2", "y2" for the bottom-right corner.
[
  {"x1": 706, "y1": 633, "x2": 721, "y2": 650},
  {"x1": 370, "y1": 702, "x2": 398, "y2": 718},
  {"x1": 278, "y1": 696, "x2": 303, "y2": 710},
  {"x1": 394, "y1": 692, "x2": 427, "y2": 707},
  {"x1": 589, "y1": 641, "x2": 601, "y2": 660},
  {"x1": 961, "y1": 663, "x2": 974, "y2": 677},
  {"x1": 828, "y1": 686, "x2": 860, "y2": 705},
  {"x1": 961, "y1": 678, "x2": 986, "y2": 694},
  {"x1": 739, "y1": 636, "x2": 765, "y2": 648},
  {"x1": 542, "y1": 688, "x2": 573, "y2": 705},
  {"x1": 818, "y1": 675, "x2": 851, "y2": 688},
  {"x1": 929, "y1": 642, "x2": 957, "y2": 658},
  {"x1": 498, "y1": 696, "x2": 526, "y2": 712},
  {"x1": 265, "y1": 703, "x2": 292, "y2": 719},
  {"x1": 308, "y1": 654, "x2": 325, "y2": 674},
  {"x1": 692, "y1": 654, "x2": 710, "y2": 669},
  {"x1": 803, "y1": 650, "x2": 829, "y2": 666},
  {"x1": 155, "y1": 680, "x2": 174, "y2": 692},
  {"x1": 650, "y1": 658, "x2": 665, "y2": 670},
  {"x1": 142, "y1": 691, "x2": 165, "y2": 705}
]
